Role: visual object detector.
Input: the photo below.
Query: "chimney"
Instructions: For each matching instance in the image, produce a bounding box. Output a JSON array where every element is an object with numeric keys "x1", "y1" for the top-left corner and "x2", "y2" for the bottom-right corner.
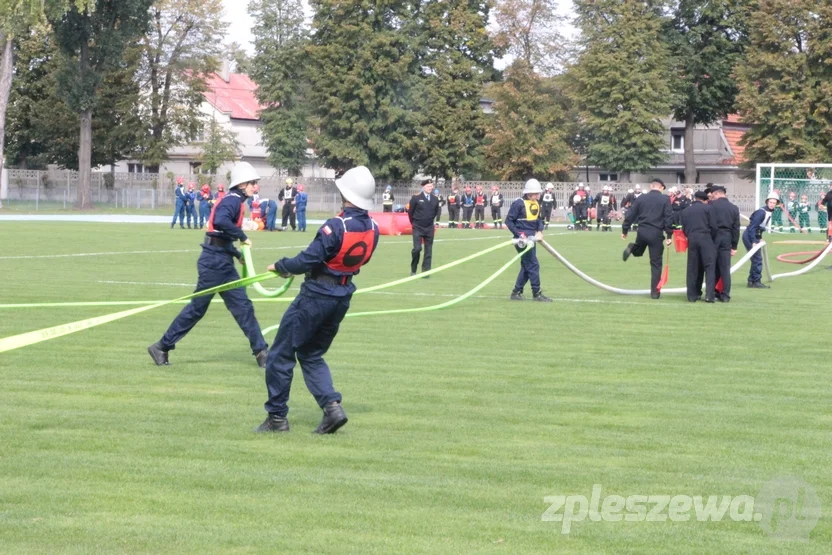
[{"x1": 220, "y1": 59, "x2": 231, "y2": 83}]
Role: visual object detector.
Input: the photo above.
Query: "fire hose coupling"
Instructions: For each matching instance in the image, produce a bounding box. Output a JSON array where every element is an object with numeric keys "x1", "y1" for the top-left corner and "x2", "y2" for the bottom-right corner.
[{"x1": 513, "y1": 235, "x2": 537, "y2": 249}]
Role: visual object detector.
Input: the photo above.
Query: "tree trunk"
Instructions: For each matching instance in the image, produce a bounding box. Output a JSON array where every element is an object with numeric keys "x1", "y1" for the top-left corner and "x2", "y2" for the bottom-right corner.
[
  {"x1": 77, "y1": 108, "x2": 93, "y2": 209},
  {"x1": 0, "y1": 35, "x2": 13, "y2": 207},
  {"x1": 684, "y1": 112, "x2": 696, "y2": 184}
]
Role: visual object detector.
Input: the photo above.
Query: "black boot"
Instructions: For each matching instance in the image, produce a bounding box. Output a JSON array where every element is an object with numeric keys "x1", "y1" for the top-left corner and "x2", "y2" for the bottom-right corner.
[
  {"x1": 147, "y1": 341, "x2": 169, "y2": 366},
  {"x1": 256, "y1": 413, "x2": 290, "y2": 433},
  {"x1": 623, "y1": 243, "x2": 634, "y2": 261},
  {"x1": 315, "y1": 402, "x2": 348, "y2": 434},
  {"x1": 533, "y1": 291, "x2": 553, "y2": 302},
  {"x1": 747, "y1": 281, "x2": 770, "y2": 289},
  {"x1": 510, "y1": 290, "x2": 524, "y2": 300}
]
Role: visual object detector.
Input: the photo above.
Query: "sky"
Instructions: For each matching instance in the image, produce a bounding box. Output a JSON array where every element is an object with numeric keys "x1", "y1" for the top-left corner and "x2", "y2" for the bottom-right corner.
[{"x1": 221, "y1": 0, "x2": 577, "y2": 56}]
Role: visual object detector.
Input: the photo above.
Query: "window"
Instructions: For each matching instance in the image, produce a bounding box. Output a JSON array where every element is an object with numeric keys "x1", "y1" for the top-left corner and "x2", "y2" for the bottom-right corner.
[
  {"x1": 189, "y1": 162, "x2": 202, "y2": 173},
  {"x1": 671, "y1": 133, "x2": 684, "y2": 152},
  {"x1": 599, "y1": 173, "x2": 618, "y2": 182},
  {"x1": 127, "y1": 163, "x2": 144, "y2": 174},
  {"x1": 676, "y1": 172, "x2": 685, "y2": 184}
]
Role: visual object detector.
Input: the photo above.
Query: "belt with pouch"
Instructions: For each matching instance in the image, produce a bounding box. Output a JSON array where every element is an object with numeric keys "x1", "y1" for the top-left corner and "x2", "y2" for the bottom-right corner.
[
  {"x1": 305, "y1": 272, "x2": 352, "y2": 286},
  {"x1": 205, "y1": 236, "x2": 233, "y2": 248}
]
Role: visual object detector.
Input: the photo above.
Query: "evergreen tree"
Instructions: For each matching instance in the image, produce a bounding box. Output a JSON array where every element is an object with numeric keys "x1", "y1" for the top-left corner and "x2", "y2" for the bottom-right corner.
[
  {"x1": 412, "y1": 0, "x2": 496, "y2": 180},
  {"x1": 666, "y1": 0, "x2": 749, "y2": 182},
  {"x1": 249, "y1": 0, "x2": 309, "y2": 175},
  {"x1": 306, "y1": 0, "x2": 420, "y2": 180},
  {"x1": 569, "y1": 0, "x2": 674, "y2": 181},
  {"x1": 735, "y1": 0, "x2": 832, "y2": 164}
]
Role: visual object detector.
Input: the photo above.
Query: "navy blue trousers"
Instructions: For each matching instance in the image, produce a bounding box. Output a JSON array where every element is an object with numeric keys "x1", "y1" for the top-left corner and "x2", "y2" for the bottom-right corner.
[
  {"x1": 198, "y1": 202, "x2": 211, "y2": 228},
  {"x1": 742, "y1": 231, "x2": 763, "y2": 283},
  {"x1": 185, "y1": 204, "x2": 197, "y2": 228},
  {"x1": 265, "y1": 200, "x2": 278, "y2": 230},
  {"x1": 160, "y1": 246, "x2": 267, "y2": 353},
  {"x1": 513, "y1": 244, "x2": 541, "y2": 294},
  {"x1": 264, "y1": 288, "x2": 349, "y2": 416},
  {"x1": 171, "y1": 199, "x2": 185, "y2": 227}
]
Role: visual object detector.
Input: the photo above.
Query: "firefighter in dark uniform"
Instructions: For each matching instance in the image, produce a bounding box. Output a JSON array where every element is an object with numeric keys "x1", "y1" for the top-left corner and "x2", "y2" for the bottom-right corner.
[
  {"x1": 447, "y1": 184, "x2": 461, "y2": 228},
  {"x1": 258, "y1": 166, "x2": 380, "y2": 434},
  {"x1": 670, "y1": 187, "x2": 691, "y2": 230},
  {"x1": 382, "y1": 185, "x2": 394, "y2": 212},
  {"x1": 278, "y1": 178, "x2": 298, "y2": 230},
  {"x1": 147, "y1": 162, "x2": 269, "y2": 367},
  {"x1": 621, "y1": 178, "x2": 674, "y2": 299},
  {"x1": 473, "y1": 185, "x2": 487, "y2": 228},
  {"x1": 541, "y1": 183, "x2": 556, "y2": 229},
  {"x1": 680, "y1": 190, "x2": 716, "y2": 302},
  {"x1": 594, "y1": 185, "x2": 617, "y2": 232},
  {"x1": 408, "y1": 179, "x2": 441, "y2": 276},
  {"x1": 708, "y1": 185, "x2": 740, "y2": 302},
  {"x1": 490, "y1": 185, "x2": 504, "y2": 229},
  {"x1": 506, "y1": 179, "x2": 552, "y2": 302},
  {"x1": 743, "y1": 192, "x2": 779, "y2": 288},
  {"x1": 434, "y1": 187, "x2": 445, "y2": 225},
  {"x1": 461, "y1": 185, "x2": 475, "y2": 228}
]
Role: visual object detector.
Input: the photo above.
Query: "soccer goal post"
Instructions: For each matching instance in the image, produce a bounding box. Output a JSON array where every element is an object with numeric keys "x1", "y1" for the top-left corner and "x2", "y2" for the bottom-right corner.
[{"x1": 756, "y1": 163, "x2": 832, "y2": 233}]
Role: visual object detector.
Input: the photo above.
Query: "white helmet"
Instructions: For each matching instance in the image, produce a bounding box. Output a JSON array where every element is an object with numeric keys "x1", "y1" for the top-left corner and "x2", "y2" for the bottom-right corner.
[
  {"x1": 578, "y1": 183, "x2": 585, "y2": 189},
  {"x1": 603, "y1": 185, "x2": 610, "y2": 192},
  {"x1": 573, "y1": 194, "x2": 583, "y2": 204},
  {"x1": 285, "y1": 178, "x2": 294, "y2": 186},
  {"x1": 335, "y1": 166, "x2": 375, "y2": 210},
  {"x1": 628, "y1": 188, "x2": 634, "y2": 194},
  {"x1": 522, "y1": 178, "x2": 543, "y2": 194},
  {"x1": 545, "y1": 182, "x2": 554, "y2": 190},
  {"x1": 635, "y1": 184, "x2": 642, "y2": 190},
  {"x1": 765, "y1": 191, "x2": 780, "y2": 203},
  {"x1": 229, "y1": 162, "x2": 261, "y2": 188}
]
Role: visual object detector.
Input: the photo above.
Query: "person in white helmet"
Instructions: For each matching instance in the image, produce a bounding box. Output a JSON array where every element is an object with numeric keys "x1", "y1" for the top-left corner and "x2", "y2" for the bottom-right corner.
[
  {"x1": 505, "y1": 179, "x2": 552, "y2": 301},
  {"x1": 258, "y1": 166, "x2": 380, "y2": 435},
  {"x1": 594, "y1": 185, "x2": 618, "y2": 232},
  {"x1": 540, "y1": 183, "x2": 556, "y2": 230},
  {"x1": 743, "y1": 191, "x2": 780, "y2": 288},
  {"x1": 148, "y1": 161, "x2": 269, "y2": 368},
  {"x1": 278, "y1": 178, "x2": 298, "y2": 230}
]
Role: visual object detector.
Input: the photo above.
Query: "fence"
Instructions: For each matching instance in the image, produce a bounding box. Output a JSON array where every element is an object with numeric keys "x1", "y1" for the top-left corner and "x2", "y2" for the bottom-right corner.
[{"x1": 0, "y1": 170, "x2": 761, "y2": 215}]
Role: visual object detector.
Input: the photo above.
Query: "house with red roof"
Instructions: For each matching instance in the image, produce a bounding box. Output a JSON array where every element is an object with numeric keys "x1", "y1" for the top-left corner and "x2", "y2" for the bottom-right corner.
[{"x1": 112, "y1": 65, "x2": 333, "y2": 181}]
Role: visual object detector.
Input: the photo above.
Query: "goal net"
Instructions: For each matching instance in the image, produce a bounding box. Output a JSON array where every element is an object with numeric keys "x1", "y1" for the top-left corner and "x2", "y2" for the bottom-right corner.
[{"x1": 756, "y1": 163, "x2": 832, "y2": 233}]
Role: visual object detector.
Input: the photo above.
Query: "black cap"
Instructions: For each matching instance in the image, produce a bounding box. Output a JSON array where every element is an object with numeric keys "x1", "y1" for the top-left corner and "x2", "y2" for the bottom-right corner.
[
  {"x1": 421, "y1": 179, "x2": 434, "y2": 187},
  {"x1": 710, "y1": 185, "x2": 726, "y2": 194},
  {"x1": 704, "y1": 183, "x2": 714, "y2": 194},
  {"x1": 651, "y1": 178, "x2": 665, "y2": 190},
  {"x1": 694, "y1": 190, "x2": 709, "y2": 201}
]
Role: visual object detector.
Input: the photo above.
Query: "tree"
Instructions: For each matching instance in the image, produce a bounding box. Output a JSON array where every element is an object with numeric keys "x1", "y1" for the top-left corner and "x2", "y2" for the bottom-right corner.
[
  {"x1": 492, "y1": 0, "x2": 565, "y2": 77},
  {"x1": 0, "y1": 1, "x2": 93, "y2": 204},
  {"x1": 139, "y1": 0, "x2": 227, "y2": 171},
  {"x1": 666, "y1": 0, "x2": 750, "y2": 183},
  {"x1": 223, "y1": 41, "x2": 253, "y2": 74},
  {"x1": 484, "y1": 62, "x2": 577, "y2": 180},
  {"x1": 199, "y1": 116, "x2": 239, "y2": 175},
  {"x1": 5, "y1": 24, "x2": 143, "y2": 170},
  {"x1": 306, "y1": 0, "x2": 421, "y2": 180},
  {"x1": 48, "y1": 0, "x2": 152, "y2": 208},
  {"x1": 249, "y1": 0, "x2": 309, "y2": 175},
  {"x1": 569, "y1": 0, "x2": 674, "y2": 181},
  {"x1": 412, "y1": 0, "x2": 496, "y2": 180},
  {"x1": 735, "y1": 1, "x2": 832, "y2": 164}
]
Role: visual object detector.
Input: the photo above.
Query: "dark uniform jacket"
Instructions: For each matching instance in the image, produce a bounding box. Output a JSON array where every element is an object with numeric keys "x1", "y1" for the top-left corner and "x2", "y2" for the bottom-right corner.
[
  {"x1": 680, "y1": 201, "x2": 712, "y2": 236},
  {"x1": 505, "y1": 197, "x2": 544, "y2": 238},
  {"x1": 709, "y1": 197, "x2": 740, "y2": 249},
  {"x1": 621, "y1": 190, "x2": 673, "y2": 237},
  {"x1": 407, "y1": 190, "x2": 441, "y2": 230}
]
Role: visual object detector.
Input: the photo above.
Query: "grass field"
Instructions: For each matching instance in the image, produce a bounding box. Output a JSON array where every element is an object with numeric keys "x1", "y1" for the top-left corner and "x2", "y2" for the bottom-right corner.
[{"x1": 0, "y1": 222, "x2": 830, "y2": 554}]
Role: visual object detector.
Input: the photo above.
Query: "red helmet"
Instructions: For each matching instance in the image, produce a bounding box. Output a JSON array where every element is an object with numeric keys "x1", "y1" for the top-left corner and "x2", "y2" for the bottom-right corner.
[
  {"x1": 201, "y1": 184, "x2": 210, "y2": 192},
  {"x1": 187, "y1": 182, "x2": 195, "y2": 190},
  {"x1": 297, "y1": 184, "x2": 305, "y2": 192},
  {"x1": 492, "y1": 186, "x2": 498, "y2": 191},
  {"x1": 176, "y1": 176, "x2": 184, "y2": 185},
  {"x1": 217, "y1": 183, "x2": 224, "y2": 191}
]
